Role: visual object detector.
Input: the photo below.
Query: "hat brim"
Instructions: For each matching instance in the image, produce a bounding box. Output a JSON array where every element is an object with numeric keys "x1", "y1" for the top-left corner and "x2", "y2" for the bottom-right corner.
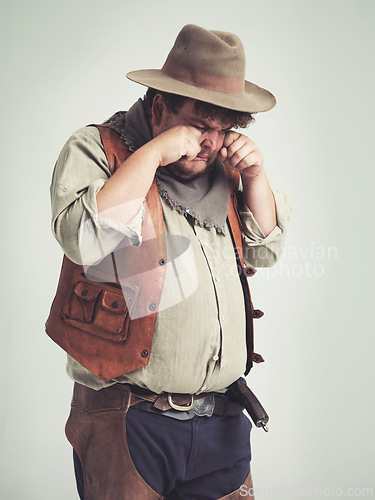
[{"x1": 126, "y1": 69, "x2": 276, "y2": 113}]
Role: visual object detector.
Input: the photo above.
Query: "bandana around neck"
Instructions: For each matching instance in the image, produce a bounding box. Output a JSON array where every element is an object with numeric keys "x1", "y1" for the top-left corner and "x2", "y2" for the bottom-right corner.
[{"x1": 105, "y1": 98, "x2": 229, "y2": 234}]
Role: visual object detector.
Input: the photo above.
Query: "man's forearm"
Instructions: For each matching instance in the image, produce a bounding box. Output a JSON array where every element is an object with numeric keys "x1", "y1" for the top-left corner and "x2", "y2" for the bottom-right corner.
[
  {"x1": 219, "y1": 131, "x2": 277, "y2": 236},
  {"x1": 241, "y1": 169, "x2": 277, "y2": 237},
  {"x1": 96, "y1": 142, "x2": 160, "y2": 225}
]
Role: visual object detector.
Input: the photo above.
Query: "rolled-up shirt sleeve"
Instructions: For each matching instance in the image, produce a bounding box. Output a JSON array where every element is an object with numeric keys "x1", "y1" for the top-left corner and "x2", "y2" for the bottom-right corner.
[
  {"x1": 239, "y1": 188, "x2": 294, "y2": 268},
  {"x1": 50, "y1": 126, "x2": 144, "y2": 266}
]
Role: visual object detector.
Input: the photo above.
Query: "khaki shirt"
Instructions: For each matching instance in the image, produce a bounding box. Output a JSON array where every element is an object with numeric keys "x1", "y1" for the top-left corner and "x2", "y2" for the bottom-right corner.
[{"x1": 51, "y1": 126, "x2": 293, "y2": 393}]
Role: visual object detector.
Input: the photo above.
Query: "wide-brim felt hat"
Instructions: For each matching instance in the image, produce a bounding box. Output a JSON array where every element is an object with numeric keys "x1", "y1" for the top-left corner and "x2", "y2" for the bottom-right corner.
[{"x1": 126, "y1": 24, "x2": 276, "y2": 113}]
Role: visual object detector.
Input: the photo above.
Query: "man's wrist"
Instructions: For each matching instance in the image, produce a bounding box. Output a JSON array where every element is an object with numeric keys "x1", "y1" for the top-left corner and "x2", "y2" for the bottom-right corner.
[
  {"x1": 241, "y1": 165, "x2": 266, "y2": 185},
  {"x1": 136, "y1": 140, "x2": 163, "y2": 170}
]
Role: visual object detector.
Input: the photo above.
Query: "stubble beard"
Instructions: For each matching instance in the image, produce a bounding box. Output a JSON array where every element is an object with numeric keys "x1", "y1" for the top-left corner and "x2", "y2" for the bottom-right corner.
[{"x1": 166, "y1": 152, "x2": 217, "y2": 181}]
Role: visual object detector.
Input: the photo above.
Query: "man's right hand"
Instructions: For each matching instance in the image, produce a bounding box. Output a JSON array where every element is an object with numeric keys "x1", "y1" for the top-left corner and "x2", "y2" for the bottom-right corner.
[{"x1": 150, "y1": 126, "x2": 202, "y2": 167}]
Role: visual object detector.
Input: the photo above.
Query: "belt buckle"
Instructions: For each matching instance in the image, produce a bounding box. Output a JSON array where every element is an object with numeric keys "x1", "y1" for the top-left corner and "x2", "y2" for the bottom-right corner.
[{"x1": 167, "y1": 394, "x2": 194, "y2": 411}]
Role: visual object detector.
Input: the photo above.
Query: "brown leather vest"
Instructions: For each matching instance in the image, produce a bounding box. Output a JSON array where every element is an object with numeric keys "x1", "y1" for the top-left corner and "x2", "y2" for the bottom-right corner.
[{"x1": 45, "y1": 125, "x2": 262, "y2": 382}]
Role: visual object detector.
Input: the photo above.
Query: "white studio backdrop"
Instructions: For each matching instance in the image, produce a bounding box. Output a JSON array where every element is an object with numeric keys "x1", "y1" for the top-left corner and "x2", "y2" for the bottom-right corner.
[{"x1": 1, "y1": 1, "x2": 374, "y2": 499}]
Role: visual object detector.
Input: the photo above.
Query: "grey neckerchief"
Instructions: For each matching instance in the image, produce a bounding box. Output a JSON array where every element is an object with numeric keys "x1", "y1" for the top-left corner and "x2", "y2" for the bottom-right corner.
[{"x1": 105, "y1": 98, "x2": 229, "y2": 234}]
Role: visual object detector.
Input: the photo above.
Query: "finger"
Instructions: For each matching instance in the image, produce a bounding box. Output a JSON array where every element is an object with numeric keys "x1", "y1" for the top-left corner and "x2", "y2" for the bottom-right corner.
[
  {"x1": 218, "y1": 147, "x2": 228, "y2": 162},
  {"x1": 178, "y1": 127, "x2": 201, "y2": 160},
  {"x1": 235, "y1": 151, "x2": 261, "y2": 172},
  {"x1": 223, "y1": 131, "x2": 241, "y2": 148},
  {"x1": 226, "y1": 137, "x2": 252, "y2": 162},
  {"x1": 187, "y1": 126, "x2": 203, "y2": 139},
  {"x1": 185, "y1": 141, "x2": 201, "y2": 161}
]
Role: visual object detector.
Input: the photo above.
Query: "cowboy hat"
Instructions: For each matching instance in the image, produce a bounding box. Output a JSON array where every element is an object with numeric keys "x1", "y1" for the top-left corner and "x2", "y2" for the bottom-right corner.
[{"x1": 126, "y1": 24, "x2": 276, "y2": 113}]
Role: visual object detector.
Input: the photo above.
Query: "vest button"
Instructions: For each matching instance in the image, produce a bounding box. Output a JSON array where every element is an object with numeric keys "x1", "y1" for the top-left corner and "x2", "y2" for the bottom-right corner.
[
  {"x1": 246, "y1": 267, "x2": 255, "y2": 276},
  {"x1": 252, "y1": 352, "x2": 264, "y2": 363},
  {"x1": 149, "y1": 303, "x2": 156, "y2": 311},
  {"x1": 159, "y1": 259, "x2": 166, "y2": 266},
  {"x1": 81, "y1": 289, "x2": 89, "y2": 296},
  {"x1": 141, "y1": 350, "x2": 149, "y2": 358},
  {"x1": 111, "y1": 301, "x2": 118, "y2": 309}
]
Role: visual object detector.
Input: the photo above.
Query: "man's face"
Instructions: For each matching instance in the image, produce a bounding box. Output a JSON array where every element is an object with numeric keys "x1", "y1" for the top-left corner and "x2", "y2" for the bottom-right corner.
[{"x1": 153, "y1": 98, "x2": 232, "y2": 180}]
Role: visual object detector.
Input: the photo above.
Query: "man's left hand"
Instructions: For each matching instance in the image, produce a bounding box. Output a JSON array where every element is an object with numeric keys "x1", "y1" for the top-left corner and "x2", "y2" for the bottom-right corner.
[{"x1": 218, "y1": 132, "x2": 263, "y2": 179}]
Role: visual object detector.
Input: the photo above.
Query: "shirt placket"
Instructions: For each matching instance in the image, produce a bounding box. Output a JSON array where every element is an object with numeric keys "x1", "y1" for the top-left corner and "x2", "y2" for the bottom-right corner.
[{"x1": 193, "y1": 225, "x2": 227, "y2": 393}]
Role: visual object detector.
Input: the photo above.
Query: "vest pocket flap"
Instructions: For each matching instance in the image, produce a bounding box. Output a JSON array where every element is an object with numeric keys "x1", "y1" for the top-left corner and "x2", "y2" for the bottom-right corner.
[
  {"x1": 100, "y1": 290, "x2": 126, "y2": 313},
  {"x1": 74, "y1": 281, "x2": 101, "y2": 302}
]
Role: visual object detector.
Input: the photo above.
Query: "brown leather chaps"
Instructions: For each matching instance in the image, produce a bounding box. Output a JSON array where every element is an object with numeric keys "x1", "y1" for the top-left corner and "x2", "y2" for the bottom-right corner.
[{"x1": 65, "y1": 383, "x2": 254, "y2": 499}]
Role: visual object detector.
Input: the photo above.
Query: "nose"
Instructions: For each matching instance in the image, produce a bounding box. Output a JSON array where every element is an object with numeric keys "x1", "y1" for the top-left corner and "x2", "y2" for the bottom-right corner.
[{"x1": 201, "y1": 129, "x2": 220, "y2": 150}]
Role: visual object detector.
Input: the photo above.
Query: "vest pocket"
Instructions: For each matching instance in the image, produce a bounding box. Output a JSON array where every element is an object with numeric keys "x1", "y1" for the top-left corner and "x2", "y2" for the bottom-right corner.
[
  {"x1": 62, "y1": 280, "x2": 139, "y2": 342},
  {"x1": 65, "y1": 281, "x2": 100, "y2": 323},
  {"x1": 94, "y1": 290, "x2": 130, "y2": 334}
]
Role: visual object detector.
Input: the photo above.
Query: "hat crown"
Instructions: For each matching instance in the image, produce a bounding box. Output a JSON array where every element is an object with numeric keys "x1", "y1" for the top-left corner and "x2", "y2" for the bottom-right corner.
[
  {"x1": 162, "y1": 25, "x2": 246, "y2": 95},
  {"x1": 166, "y1": 24, "x2": 246, "y2": 79}
]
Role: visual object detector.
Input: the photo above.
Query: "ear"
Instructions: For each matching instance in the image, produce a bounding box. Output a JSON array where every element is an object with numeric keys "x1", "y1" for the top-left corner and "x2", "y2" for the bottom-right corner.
[{"x1": 151, "y1": 93, "x2": 167, "y2": 128}]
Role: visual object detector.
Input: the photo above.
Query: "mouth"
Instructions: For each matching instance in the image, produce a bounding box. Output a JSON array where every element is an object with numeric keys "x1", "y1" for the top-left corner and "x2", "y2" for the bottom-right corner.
[{"x1": 193, "y1": 155, "x2": 209, "y2": 162}]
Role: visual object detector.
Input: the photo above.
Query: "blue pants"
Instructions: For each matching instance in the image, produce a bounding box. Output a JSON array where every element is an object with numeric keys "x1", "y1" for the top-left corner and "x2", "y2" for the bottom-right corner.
[{"x1": 73, "y1": 404, "x2": 252, "y2": 499}]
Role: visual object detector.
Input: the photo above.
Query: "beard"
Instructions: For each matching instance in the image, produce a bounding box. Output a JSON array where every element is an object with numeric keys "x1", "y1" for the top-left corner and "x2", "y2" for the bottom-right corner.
[{"x1": 165, "y1": 150, "x2": 218, "y2": 181}]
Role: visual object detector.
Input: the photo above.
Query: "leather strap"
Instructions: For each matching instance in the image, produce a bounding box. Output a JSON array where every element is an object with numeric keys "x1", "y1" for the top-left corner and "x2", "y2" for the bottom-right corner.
[{"x1": 225, "y1": 166, "x2": 244, "y2": 265}]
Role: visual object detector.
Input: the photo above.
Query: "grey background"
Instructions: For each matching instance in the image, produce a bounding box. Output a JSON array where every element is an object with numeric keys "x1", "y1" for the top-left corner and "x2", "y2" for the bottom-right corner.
[{"x1": 1, "y1": 0, "x2": 374, "y2": 498}]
